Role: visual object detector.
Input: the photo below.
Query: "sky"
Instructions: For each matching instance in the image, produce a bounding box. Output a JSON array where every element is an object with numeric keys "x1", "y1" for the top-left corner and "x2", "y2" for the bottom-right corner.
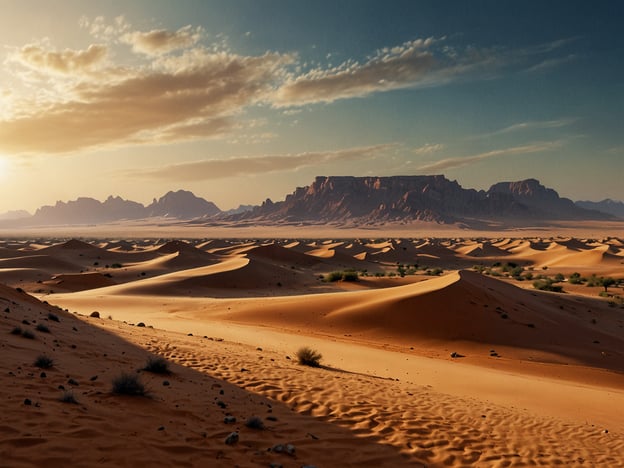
[{"x1": 0, "y1": 0, "x2": 622, "y2": 213}]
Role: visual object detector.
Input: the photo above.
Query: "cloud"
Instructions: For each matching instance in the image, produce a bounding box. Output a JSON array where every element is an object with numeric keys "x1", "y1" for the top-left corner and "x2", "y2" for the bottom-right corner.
[
  {"x1": 476, "y1": 118, "x2": 576, "y2": 139},
  {"x1": 122, "y1": 25, "x2": 203, "y2": 56},
  {"x1": 122, "y1": 144, "x2": 396, "y2": 181},
  {"x1": 274, "y1": 38, "x2": 440, "y2": 106},
  {"x1": 273, "y1": 37, "x2": 580, "y2": 107},
  {"x1": 12, "y1": 43, "x2": 108, "y2": 76},
  {"x1": 412, "y1": 143, "x2": 444, "y2": 155},
  {"x1": 0, "y1": 48, "x2": 293, "y2": 153},
  {"x1": 416, "y1": 141, "x2": 562, "y2": 173}
]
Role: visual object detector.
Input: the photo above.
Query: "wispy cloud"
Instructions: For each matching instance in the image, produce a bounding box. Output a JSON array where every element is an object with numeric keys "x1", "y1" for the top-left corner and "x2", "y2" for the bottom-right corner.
[
  {"x1": 12, "y1": 43, "x2": 108, "y2": 76},
  {"x1": 412, "y1": 143, "x2": 445, "y2": 155},
  {"x1": 122, "y1": 25, "x2": 203, "y2": 56},
  {"x1": 121, "y1": 144, "x2": 396, "y2": 181},
  {"x1": 474, "y1": 118, "x2": 576, "y2": 139},
  {"x1": 417, "y1": 141, "x2": 562, "y2": 173}
]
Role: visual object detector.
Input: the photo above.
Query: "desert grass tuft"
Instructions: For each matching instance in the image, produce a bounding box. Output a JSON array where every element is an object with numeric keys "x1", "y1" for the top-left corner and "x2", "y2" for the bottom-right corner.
[
  {"x1": 34, "y1": 355, "x2": 54, "y2": 369},
  {"x1": 142, "y1": 356, "x2": 171, "y2": 375},
  {"x1": 111, "y1": 372, "x2": 147, "y2": 396},
  {"x1": 296, "y1": 346, "x2": 322, "y2": 367},
  {"x1": 60, "y1": 390, "x2": 78, "y2": 404}
]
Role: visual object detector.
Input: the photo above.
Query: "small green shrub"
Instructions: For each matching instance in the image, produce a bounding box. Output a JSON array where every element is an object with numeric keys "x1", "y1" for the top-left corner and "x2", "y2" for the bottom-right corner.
[
  {"x1": 296, "y1": 346, "x2": 322, "y2": 367},
  {"x1": 111, "y1": 373, "x2": 147, "y2": 396},
  {"x1": 533, "y1": 279, "x2": 563, "y2": 293}
]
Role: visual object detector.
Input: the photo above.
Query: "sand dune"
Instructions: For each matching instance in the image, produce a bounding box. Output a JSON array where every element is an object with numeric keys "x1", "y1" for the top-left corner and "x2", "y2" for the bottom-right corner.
[{"x1": 1, "y1": 235, "x2": 623, "y2": 467}]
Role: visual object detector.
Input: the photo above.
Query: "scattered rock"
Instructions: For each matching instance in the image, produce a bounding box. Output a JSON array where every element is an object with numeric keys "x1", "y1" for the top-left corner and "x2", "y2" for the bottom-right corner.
[
  {"x1": 90, "y1": 375, "x2": 98, "y2": 381},
  {"x1": 163, "y1": 380, "x2": 170, "y2": 386},
  {"x1": 224, "y1": 432, "x2": 239, "y2": 445},
  {"x1": 158, "y1": 426, "x2": 165, "y2": 431},
  {"x1": 90, "y1": 311, "x2": 100, "y2": 318},
  {"x1": 217, "y1": 400, "x2": 227, "y2": 409},
  {"x1": 40, "y1": 372, "x2": 46, "y2": 378},
  {"x1": 68, "y1": 378, "x2": 79, "y2": 386},
  {"x1": 136, "y1": 322, "x2": 146, "y2": 327},
  {"x1": 269, "y1": 463, "x2": 283, "y2": 468},
  {"x1": 23, "y1": 398, "x2": 32, "y2": 406},
  {"x1": 224, "y1": 416, "x2": 237, "y2": 424}
]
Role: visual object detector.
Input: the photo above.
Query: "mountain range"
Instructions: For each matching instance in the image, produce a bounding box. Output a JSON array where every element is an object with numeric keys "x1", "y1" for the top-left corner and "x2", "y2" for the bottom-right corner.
[{"x1": 1, "y1": 176, "x2": 621, "y2": 227}]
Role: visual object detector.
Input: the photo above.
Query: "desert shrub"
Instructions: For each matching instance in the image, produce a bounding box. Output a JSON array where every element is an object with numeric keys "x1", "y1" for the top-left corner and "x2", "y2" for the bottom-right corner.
[
  {"x1": 47, "y1": 312, "x2": 60, "y2": 322},
  {"x1": 245, "y1": 416, "x2": 265, "y2": 430},
  {"x1": 34, "y1": 355, "x2": 54, "y2": 369},
  {"x1": 426, "y1": 268, "x2": 443, "y2": 276},
  {"x1": 111, "y1": 373, "x2": 147, "y2": 396},
  {"x1": 10, "y1": 326, "x2": 22, "y2": 335},
  {"x1": 533, "y1": 279, "x2": 563, "y2": 293},
  {"x1": 111, "y1": 263, "x2": 123, "y2": 269},
  {"x1": 142, "y1": 356, "x2": 170, "y2": 375},
  {"x1": 342, "y1": 270, "x2": 359, "y2": 282},
  {"x1": 21, "y1": 329, "x2": 35, "y2": 339},
  {"x1": 35, "y1": 323, "x2": 50, "y2": 333},
  {"x1": 510, "y1": 266, "x2": 524, "y2": 279},
  {"x1": 325, "y1": 270, "x2": 359, "y2": 282},
  {"x1": 60, "y1": 390, "x2": 78, "y2": 404},
  {"x1": 325, "y1": 271, "x2": 343, "y2": 282},
  {"x1": 568, "y1": 272, "x2": 583, "y2": 284},
  {"x1": 296, "y1": 346, "x2": 322, "y2": 367},
  {"x1": 553, "y1": 273, "x2": 565, "y2": 282}
]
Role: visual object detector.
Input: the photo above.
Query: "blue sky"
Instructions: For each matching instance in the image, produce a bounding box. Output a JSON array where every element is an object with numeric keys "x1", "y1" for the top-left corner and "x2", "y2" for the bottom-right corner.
[{"x1": 0, "y1": 0, "x2": 622, "y2": 212}]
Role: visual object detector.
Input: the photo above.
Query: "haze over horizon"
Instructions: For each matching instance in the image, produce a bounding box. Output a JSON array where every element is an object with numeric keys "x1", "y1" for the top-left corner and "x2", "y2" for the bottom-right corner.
[{"x1": 0, "y1": 0, "x2": 622, "y2": 213}]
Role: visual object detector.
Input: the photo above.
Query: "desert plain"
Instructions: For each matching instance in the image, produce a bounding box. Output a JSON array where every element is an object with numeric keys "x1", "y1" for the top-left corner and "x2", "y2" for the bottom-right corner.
[{"x1": 1, "y1": 225, "x2": 623, "y2": 467}]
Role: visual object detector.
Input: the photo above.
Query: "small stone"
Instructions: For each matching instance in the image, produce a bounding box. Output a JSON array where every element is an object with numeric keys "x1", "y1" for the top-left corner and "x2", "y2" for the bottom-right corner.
[
  {"x1": 136, "y1": 322, "x2": 145, "y2": 327},
  {"x1": 23, "y1": 398, "x2": 32, "y2": 406},
  {"x1": 224, "y1": 431, "x2": 239, "y2": 445},
  {"x1": 224, "y1": 416, "x2": 237, "y2": 424},
  {"x1": 450, "y1": 352, "x2": 459, "y2": 358},
  {"x1": 256, "y1": 347, "x2": 263, "y2": 351},
  {"x1": 269, "y1": 463, "x2": 283, "y2": 468},
  {"x1": 271, "y1": 444, "x2": 284, "y2": 453},
  {"x1": 604, "y1": 429, "x2": 609, "y2": 434},
  {"x1": 157, "y1": 426, "x2": 165, "y2": 431},
  {"x1": 90, "y1": 375, "x2": 98, "y2": 381},
  {"x1": 266, "y1": 415, "x2": 277, "y2": 421},
  {"x1": 163, "y1": 380, "x2": 170, "y2": 386},
  {"x1": 285, "y1": 444, "x2": 296, "y2": 456},
  {"x1": 217, "y1": 400, "x2": 227, "y2": 409},
  {"x1": 219, "y1": 389, "x2": 224, "y2": 395},
  {"x1": 68, "y1": 378, "x2": 79, "y2": 386},
  {"x1": 90, "y1": 311, "x2": 100, "y2": 318},
  {"x1": 240, "y1": 368, "x2": 248, "y2": 372},
  {"x1": 40, "y1": 372, "x2": 46, "y2": 378}
]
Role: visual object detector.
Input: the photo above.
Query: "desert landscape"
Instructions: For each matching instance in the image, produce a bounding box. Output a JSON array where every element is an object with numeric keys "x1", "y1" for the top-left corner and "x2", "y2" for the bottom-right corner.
[
  {"x1": 1, "y1": 1, "x2": 623, "y2": 466},
  {"x1": 1, "y1": 231, "x2": 623, "y2": 467}
]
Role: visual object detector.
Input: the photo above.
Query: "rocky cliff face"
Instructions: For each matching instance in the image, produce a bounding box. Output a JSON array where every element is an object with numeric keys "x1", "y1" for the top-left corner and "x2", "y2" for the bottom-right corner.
[
  {"x1": 235, "y1": 175, "x2": 611, "y2": 224},
  {"x1": 576, "y1": 199, "x2": 624, "y2": 219},
  {"x1": 25, "y1": 191, "x2": 221, "y2": 225},
  {"x1": 147, "y1": 190, "x2": 221, "y2": 219}
]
